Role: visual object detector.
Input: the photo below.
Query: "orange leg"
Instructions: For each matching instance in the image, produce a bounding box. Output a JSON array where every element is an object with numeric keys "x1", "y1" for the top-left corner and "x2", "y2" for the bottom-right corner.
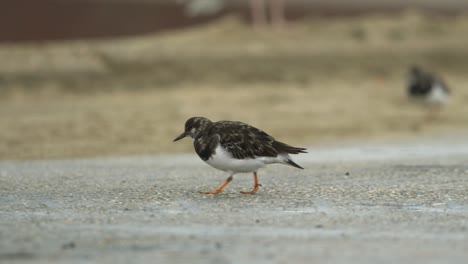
[
  {"x1": 241, "y1": 172, "x2": 261, "y2": 194},
  {"x1": 200, "y1": 176, "x2": 233, "y2": 195}
]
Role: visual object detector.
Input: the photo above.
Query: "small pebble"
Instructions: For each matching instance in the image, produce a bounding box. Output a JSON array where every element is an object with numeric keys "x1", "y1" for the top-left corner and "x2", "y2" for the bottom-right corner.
[
  {"x1": 215, "y1": 242, "x2": 222, "y2": 250},
  {"x1": 61, "y1": 242, "x2": 76, "y2": 250}
]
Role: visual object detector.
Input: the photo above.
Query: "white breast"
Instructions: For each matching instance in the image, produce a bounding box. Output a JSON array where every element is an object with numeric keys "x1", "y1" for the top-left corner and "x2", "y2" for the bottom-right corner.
[
  {"x1": 428, "y1": 84, "x2": 449, "y2": 105},
  {"x1": 204, "y1": 145, "x2": 286, "y2": 174}
]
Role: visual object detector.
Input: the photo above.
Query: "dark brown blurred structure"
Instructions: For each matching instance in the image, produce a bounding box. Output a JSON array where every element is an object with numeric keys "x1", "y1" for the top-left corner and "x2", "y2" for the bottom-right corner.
[{"x1": 1, "y1": 0, "x2": 468, "y2": 43}]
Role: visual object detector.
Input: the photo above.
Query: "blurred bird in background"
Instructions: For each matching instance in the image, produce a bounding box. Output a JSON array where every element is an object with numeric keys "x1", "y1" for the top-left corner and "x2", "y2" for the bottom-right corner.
[{"x1": 407, "y1": 65, "x2": 451, "y2": 120}]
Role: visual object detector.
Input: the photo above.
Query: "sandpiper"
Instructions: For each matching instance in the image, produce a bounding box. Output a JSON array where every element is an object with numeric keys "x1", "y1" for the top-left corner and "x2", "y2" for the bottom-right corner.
[
  {"x1": 174, "y1": 117, "x2": 307, "y2": 194},
  {"x1": 407, "y1": 65, "x2": 450, "y2": 117}
]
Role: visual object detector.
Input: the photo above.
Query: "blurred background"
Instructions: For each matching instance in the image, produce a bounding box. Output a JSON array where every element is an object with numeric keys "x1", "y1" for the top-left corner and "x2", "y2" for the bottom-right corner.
[{"x1": 1, "y1": 0, "x2": 468, "y2": 160}]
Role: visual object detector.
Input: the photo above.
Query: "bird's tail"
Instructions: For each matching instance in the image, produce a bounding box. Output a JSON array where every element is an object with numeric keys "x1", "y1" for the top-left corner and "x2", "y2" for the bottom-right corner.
[
  {"x1": 285, "y1": 158, "x2": 304, "y2": 169},
  {"x1": 273, "y1": 141, "x2": 306, "y2": 169}
]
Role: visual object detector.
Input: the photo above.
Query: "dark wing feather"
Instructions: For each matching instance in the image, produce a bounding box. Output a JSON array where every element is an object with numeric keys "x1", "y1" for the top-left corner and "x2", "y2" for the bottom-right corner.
[
  {"x1": 409, "y1": 72, "x2": 432, "y2": 96},
  {"x1": 272, "y1": 141, "x2": 307, "y2": 154},
  {"x1": 209, "y1": 121, "x2": 306, "y2": 160}
]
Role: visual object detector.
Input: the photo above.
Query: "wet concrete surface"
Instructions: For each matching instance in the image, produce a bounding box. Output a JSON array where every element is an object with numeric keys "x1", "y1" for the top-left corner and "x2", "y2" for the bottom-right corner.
[{"x1": 1, "y1": 138, "x2": 468, "y2": 263}]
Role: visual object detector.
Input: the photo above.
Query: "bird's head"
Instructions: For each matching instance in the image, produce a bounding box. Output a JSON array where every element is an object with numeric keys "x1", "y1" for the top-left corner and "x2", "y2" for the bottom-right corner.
[{"x1": 173, "y1": 117, "x2": 212, "y2": 141}]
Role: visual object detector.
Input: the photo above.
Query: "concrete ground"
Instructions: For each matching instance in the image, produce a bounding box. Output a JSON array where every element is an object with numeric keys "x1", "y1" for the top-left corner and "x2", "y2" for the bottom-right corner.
[{"x1": 1, "y1": 137, "x2": 467, "y2": 263}]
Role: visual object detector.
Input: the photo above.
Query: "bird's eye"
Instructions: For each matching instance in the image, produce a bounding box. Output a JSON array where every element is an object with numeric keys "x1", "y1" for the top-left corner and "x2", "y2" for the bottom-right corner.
[{"x1": 191, "y1": 128, "x2": 196, "y2": 134}]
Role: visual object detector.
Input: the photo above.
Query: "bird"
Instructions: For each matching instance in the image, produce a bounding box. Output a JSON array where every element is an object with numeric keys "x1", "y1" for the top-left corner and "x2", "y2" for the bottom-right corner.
[
  {"x1": 407, "y1": 65, "x2": 450, "y2": 119},
  {"x1": 173, "y1": 117, "x2": 307, "y2": 195}
]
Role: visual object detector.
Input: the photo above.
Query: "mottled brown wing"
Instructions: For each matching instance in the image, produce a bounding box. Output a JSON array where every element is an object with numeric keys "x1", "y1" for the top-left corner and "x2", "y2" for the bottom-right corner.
[{"x1": 212, "y1": 121, "x2": 279, "y2": 159}]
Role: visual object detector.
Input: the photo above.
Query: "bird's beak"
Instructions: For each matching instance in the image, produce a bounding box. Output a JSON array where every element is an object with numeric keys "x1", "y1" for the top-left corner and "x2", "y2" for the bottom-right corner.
[{"x1": 173, "y1": 132, "x2": 188, "y2": 142}]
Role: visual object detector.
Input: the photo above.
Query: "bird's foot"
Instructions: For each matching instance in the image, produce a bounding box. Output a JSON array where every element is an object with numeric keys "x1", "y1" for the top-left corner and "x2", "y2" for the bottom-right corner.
[
  {"x1": 240, "y1": 184, "x2": 262, "y2": 195},
  {"x1": 200, "y1": 176, "x2": 233, "y2": 195},
  {"x1": 200, "y1": 189, "x2": 221, "y2": 195}
]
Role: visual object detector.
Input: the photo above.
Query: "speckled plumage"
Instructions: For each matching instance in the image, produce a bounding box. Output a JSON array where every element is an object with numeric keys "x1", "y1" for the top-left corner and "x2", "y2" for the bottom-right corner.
[{"x1": 173, "y1": 117, "x2": 307, "y2": 194}]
